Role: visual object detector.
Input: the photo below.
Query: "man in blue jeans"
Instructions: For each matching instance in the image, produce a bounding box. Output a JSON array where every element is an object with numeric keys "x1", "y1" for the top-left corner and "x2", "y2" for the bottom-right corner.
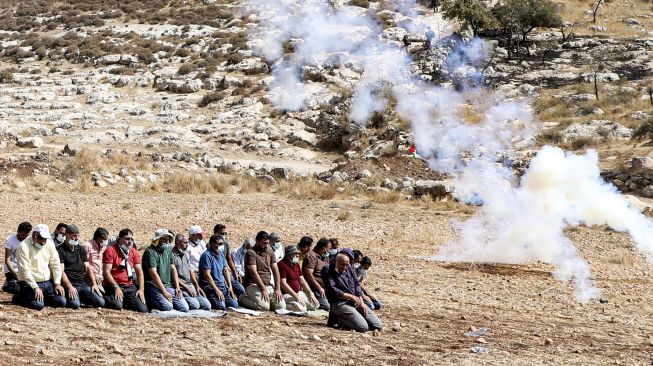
[
  {"x1": 57, "y1": 224, "x2": 105, "y2": 309},
  {"x1": 172, "y1": 233, "x2": 211, "y2": 310},
  {"x1": 199, "y1": 234, "x2": 238, "y2": 310},
  {"x1": 142, "y1": 229, "x2": 189, "y2": 312},
  {"x1": 13, "y1": 224, "x2": 67, "y2": 310}
]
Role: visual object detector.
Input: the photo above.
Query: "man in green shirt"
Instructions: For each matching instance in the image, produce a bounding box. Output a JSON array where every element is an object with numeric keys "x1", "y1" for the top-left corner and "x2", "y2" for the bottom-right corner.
[{"x1": 142, "y1": 229, "x2": 188, "y2": 312}]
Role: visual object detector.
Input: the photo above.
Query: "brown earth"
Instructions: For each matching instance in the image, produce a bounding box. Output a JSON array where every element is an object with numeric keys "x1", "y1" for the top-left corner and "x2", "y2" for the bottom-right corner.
[
  {"x1": 0, "y1": 191, "x2": 652, "y2": 365},
  {"x1": 333, "y1": 156, "x2": 446, "y2": 182}
]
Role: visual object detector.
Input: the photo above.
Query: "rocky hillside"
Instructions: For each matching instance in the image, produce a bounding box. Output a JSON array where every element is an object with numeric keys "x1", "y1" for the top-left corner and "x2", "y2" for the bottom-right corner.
[{"x1": 0, "y1": 0, "x2": 651, "y2": 202}]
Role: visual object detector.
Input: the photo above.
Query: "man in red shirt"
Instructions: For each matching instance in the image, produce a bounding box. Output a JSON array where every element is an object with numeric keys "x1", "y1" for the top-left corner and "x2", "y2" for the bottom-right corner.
[
  {"x1": 102, "y1": 228, "x2": 147, "y2": 313},
  {"x1": 278, "y1": 245, "x2": 319, "y2": 312}
]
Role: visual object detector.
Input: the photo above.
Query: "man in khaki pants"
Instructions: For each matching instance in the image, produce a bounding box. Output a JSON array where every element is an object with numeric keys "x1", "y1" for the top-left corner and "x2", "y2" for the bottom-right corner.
[{"x1": 239, "y1": 231, "x2": 286, "y2": 311}]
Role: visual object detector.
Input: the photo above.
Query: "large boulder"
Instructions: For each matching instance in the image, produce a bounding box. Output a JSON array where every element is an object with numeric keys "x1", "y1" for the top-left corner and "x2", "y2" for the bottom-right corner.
[
  {"x1": 287, "y1": 129, "x2": 318, "y2": 147},
  {"x1": 413, "y1": 180, "x2": 453, "y2": 200},
  {"x1": 560, "y1": 120, "x2": 632, "y2": 141},
  {"x1": 157, "y1": 79, "x2": 203, "y2": 93},
  {"x1": 16, "y1": 136, "x2": 43, "y2": 148}
]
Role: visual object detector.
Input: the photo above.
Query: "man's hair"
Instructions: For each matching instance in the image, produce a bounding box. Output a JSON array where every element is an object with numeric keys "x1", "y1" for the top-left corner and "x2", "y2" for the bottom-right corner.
[
  {"x1": 209, "y1": 234, "x2": 222, "y2": 245},
  {"x1": 93, "y1": 227, "x2": 109, "y2": 240},
  {"x1": 353, "y1": 250, "x2": 363, "y2": 260},
  {"x1": 298, "y1": 236, "x2": 313, "y2": 248},
  {"x1": 361, "y1": 256, "x2": 372, "y2": 266},
  {"x1": 55, "y1": 223, "x2": 67, "y2": 231},
  {"x1": 329, "y1": 238, "x2": 339, "y2": 246},
  {"x1": 118, "y1": 228, "x2": 133, "y2": 238},
  {"x1": 175, "y1": 233, "x2": 186, "y2": 244},
  {"x1": 213, "y1": 224, "x2": 225, "y2": 233},
  {"x1": 17, "y1": 221, "x2": 32, "y2": 233},
  {"x1": 255, "y1": 231, "x2": 269, "y2": 241},
  {"x1": 315, "y1": 238, "x2": 330, "y2": 251}
]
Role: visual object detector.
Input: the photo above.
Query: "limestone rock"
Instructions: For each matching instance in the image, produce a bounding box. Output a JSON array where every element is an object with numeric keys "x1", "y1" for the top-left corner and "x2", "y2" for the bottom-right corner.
[{"x1": 16, "y1": 137, "x2": 43, "y2": 148}]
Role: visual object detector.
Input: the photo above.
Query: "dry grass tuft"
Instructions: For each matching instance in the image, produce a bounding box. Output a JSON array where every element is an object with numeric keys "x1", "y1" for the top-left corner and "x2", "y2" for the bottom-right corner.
[
  {"x1": 370, "y1": 190, "x2": 402, "y2": 204},
  {"x1": 60, "y1": 148, "x2": 102, "y2": 180},
  {"x1": 163, "y1": 173, "x2": 229, "y2": 194},
  {"x1": 337, "y1": 210, "x2": 352, "y2": 221}
]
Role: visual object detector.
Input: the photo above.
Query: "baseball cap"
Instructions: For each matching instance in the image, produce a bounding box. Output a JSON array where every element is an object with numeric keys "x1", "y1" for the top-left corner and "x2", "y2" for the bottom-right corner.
[
  {"x1": 152, "y1": 228, "x2": 173, "y2": 241},
  {"x1": 189, "y1": 225, "x2": 205, "y2": 236},
  {"x1": 33, "y1": 224, "x2": 50, "y2": 239}
]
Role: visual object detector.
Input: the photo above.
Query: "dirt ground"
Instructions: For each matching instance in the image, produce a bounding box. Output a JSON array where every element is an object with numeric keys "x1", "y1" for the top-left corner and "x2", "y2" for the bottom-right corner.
[{"x1": 0, "y1": 191, "x2": 652, "y2": 365}]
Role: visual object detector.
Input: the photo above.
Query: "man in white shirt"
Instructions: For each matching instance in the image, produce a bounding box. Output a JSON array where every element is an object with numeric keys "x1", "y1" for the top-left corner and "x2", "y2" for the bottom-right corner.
[
  {"x1": 13, "y1": 224, "x2": 66, "y2": 310},
  {"x1": 231, "y1": 238, "x2": 255, "y2": 278},
  {"x1": 187, "y1": 225, "x2": 207, "y2": 275},
  {"x1": 3, "y1": 222, "x2": 32, "y2": 294},
  {"x1": 269, "y1": 232, "x2": 284, "y2": 263}
]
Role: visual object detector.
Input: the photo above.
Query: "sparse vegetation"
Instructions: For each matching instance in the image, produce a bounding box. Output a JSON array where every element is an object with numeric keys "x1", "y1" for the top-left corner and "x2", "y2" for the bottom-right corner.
[
  {"x1": 198, "y1": 92, "x2": 226, "y2": 107},
  {"x1": 632, "y1": 119, "x2": 653, "y2": 141},
  {"x1": 163, "y1": 173, "x2": 229, "y2": 194}
]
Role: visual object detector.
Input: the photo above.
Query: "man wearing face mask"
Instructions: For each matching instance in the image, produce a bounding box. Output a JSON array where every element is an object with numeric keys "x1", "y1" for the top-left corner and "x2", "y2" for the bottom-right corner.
[
  {"x1": 82, "y1": 227, "x2": 110, "y2": 293},
  {"x1": 231, "y1": 238, "x2": 255, "y2": 279},
  {"x1": 142, "y1": 229, "x2": 189, "y2": 312},
  {"x1": 187, "y1": 225, "x2": 207, "y2": 275},
  {"x1": 302, "y1": 237, "x2": 331, "y2": 311},
  {"x1": 322, "y1": 249, "x2": 383, "y2": 332},
  {"x1": 13, "y1": 224, "x2": 67, "y2": 310},
  {"x1": 51, "y1": 223, "x2": 68, "y2": 247},
  {"x1": 213, "y1": 224, "x2": 244, "y2": 298},
  {"x1": 3, "y1": 221, "x2": 32, "y2": 294},
  {"x1": 172, "y1": 234, "x2": 211, "y2": 310},
  {"x1": 199, "y1": 234, "x2": 238, "y2": 310},
  {"x1": 57, "y1": 225, "x2": 105, "y2": 309},
  {"x1": 278, "y1": 245, "x2": 319, "y2": 311},
  {"x1": 102, "y1": 228, "x2": 148, "y2": 313},
  {"x1": 240, "y1": 231, "x2": 286, "y2": 311},
  {"x1": 328, "y1": 238, "x2": 340, "y2": 263},
  {"x1": 269, "y1": 232, "x2": 284, "y2": 263}
]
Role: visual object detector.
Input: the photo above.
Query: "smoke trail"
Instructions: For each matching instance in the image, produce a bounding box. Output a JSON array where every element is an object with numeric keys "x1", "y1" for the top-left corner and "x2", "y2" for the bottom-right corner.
[{"x1": 244, "y1": 0, "x2": 653, "y2": 302}]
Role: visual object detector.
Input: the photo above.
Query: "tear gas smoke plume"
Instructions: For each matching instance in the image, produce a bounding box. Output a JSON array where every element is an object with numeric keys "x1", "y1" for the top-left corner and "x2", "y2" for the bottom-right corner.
[{"x1": 245, "y1": 0, "x2": 653, "y2": 302}]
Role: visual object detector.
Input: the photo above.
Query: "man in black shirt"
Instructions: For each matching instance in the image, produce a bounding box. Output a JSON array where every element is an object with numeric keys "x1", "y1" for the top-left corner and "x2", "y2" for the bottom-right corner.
[{"x1": 57, "y1": 224, "x2": 105, "y2": 309}]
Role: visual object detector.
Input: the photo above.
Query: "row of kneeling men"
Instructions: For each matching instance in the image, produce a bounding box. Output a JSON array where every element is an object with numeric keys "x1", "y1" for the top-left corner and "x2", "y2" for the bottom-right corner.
[{"x1": 2, "y1": 221, "x2": 383, "y2": 332}]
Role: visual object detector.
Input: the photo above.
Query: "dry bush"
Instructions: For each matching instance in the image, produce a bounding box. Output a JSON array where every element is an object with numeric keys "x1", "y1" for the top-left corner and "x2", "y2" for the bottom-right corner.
[
  {"x1": 75, "y1": 176, "x2": 93, "y2": 193},
  {"x1": 177, "y1": 63, "x2": 197, "y2": 75},
  {"x1": 163, "y1": 173, "x2": 229, "y2": 194},
  {"x1": 275, "y1": 178, "x2": 339, "y2": 200},
  {"x1": 60, "y1": 148, "x2": 102, "y2": 180},
  {"x1": 337, "y1": 210, "x2": 352, "y2": 221},
  {"x1": 198, "y1": 91, "x2": 225, "y2": 107},
  {"x1": 237, "y1": 175, "x2": 270, "y2": 194},
  {"x1": 0, "y1": 69, "x2": 12, "y2": 83},
  {"x1": 371, "y1": 190, "x2": 402, "y2": 204}
]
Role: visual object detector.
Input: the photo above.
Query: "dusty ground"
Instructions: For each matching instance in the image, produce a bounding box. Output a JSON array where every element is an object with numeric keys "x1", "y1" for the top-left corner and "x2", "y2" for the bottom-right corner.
[{"x1": 0, "y1": 191, "x2": 652, "y2": 365}]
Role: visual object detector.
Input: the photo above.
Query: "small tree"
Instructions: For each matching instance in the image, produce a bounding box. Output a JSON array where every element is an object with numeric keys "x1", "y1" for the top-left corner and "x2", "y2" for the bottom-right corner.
[
  {"x1": 592, "y1": 0, "x2": 604, "y2": 24},
  {"x1": 495, "y1": 0, "x2": 562, "y2": 42},
  {"x1": 441, "y1": 0, "x2": 496, "y2": 37}
]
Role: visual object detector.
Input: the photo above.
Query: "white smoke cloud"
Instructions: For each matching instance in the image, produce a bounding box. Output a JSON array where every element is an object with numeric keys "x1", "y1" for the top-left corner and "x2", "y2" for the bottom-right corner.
[{"x1": 245, "y1": 0, "x2": 653, "y2": 302}]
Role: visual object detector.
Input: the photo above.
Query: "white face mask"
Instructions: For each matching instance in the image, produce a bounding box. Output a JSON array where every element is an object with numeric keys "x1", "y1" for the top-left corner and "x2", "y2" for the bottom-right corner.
[
  {"x1": 101, "y1": 239, "x2": 109, "y2": 247},
  {"x1": 69, "y1": 240, "x2": 79, "y2": 246},
  {"x1": 329, "y1": 248, "x2": 338, "y2": 256},
  {"x1": 353, "y1": 263, "x2": 361, "y2": 269},
  {"x1": 57, "y1": 234, "x2": 65, "y2": 242},
  {"x1": 272, "y1": 242, "x2": 281, "y2": 250},
  {"x1": 217, "y1": 245, "x2": 225, "y2": 253},
  {"x1": 34, "y1": 242, "x2": 45, "y2": 250},
  {"x1": 291, "y1": 256, "x2": 299, "y2": 264}
]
